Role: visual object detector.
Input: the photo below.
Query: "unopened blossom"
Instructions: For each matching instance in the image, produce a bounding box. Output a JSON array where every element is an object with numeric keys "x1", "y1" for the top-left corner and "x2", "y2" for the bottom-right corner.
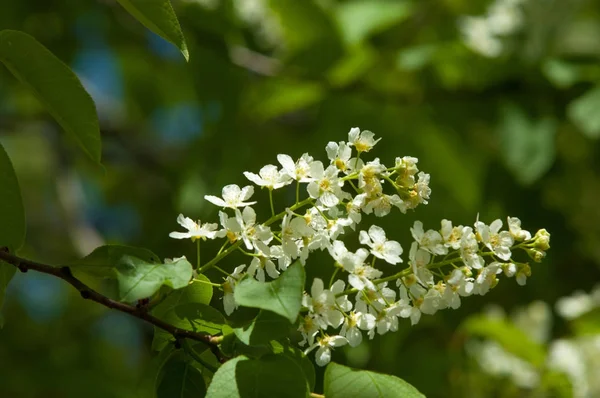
[
  {"x1": 507, "y1": 217, "x2": 531, "y2": 241},
  {"x1": 307, "y1": 161, "x2": 347, "y2": 207},
  {"x1": 169, "y1": 214, "x2": 223, "y2": 241},
  {"x1": 359, "y1": 225, "x2": 403, "y2": 265},
  {"x1": 410, "y1": 221, "x2": 447, "y2": 255},
  {"x1": 205, "y1": 184, "x2": 257, "y2": 208},
  {"x1": 222, "y1": 265, "x2": 246, "y2": 315},
  {"x1": 533, "y1": 229, "x2": 551, "y2": 251},
  {"x1": 305, "y1": 334, "x2": 348, "y2": 366},
  {"x1": 394, "y1": 156, "x2": 420, "y2": 187},
  {"x1": 244, "y1": 164, "x2": 292, "y2": 190},
  {"x1": 476, "y1": 219, "x2": 513, "y2": 261},
  {"x1": 358, "y1": 158, "x2": 386, "y2": 195},
  {"x1": 247, "y1": 256, "x2": 279, "y2": 282},
  {"x1": 347, "y1": 127, "x2": 381, "y2": 153},
  {"x1": 460, "y1": 227, "x2": 485, "y2": 269},
  {"x1": 516, "y1": 263, "x2": 531, "y2": 286},
  {"x1": 277, "y1": 153, "x2": 314, "y2": 182}
]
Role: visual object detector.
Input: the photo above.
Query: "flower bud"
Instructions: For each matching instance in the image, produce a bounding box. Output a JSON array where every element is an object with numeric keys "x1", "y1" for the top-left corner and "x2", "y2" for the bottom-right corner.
[{"x1": 533, "y1": 229, "x2": 551, "y2": 251}]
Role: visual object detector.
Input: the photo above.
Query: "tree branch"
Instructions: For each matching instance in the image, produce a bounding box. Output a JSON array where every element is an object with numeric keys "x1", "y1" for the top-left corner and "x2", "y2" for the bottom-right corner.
[{"x1": 0, "y1": 247, "x2": 228, "y2": 362}]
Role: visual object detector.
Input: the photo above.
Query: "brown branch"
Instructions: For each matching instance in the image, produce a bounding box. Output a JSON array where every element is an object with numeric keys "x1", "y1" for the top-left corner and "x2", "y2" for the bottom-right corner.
[{"x1": 0, "y1": 247, "x2": 228, "y2": 362}]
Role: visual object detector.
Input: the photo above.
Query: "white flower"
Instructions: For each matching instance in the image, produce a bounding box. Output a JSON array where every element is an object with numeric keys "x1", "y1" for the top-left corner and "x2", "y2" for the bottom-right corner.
[
  {"x1": 277, "y1": 153, "x2": 314, "y2": 182},
  {"x1": 247, "y1": 256, "x2": 279, "y2": 282},
  {"x1": 169, "y1": 214, "x2": 223, "y2": 241},
  {"x1": 326, "y1": 141, "x2": 361, "y2": 173},
  {"x1": 347, "y1": 127, "x2": 381, "y2": 153},
  {"x1": 420, "y1": 287, "x2": 445, "y2": 315},
  {"x1": 507, "y1": 217, "x2": 531, "y2": 241},
  {"x1": 222, "y1": 264, "x2": 246, "y2": 315},
  {"x1": 447, "y1": 268, "x2": 474, "y2": 297},
  {"x1": 476, "y1": 219, "x2": 513, "y2": 261},
  {"x1": 244, "y1": 164, "x2": 292, "y2": 190},
  {"x1": 269, "y1": 244, "x2": 292, "y2": 271},
  {"x1": 348, "y1": 262, "x2": 382, "y2": 291},
  {"x1": 474, "y1": 262, "x2": 502, "y2": 295},
  {"x1": 359, "y1": 225, "x2": 403, "y2": 265},
  {"x1": 398, "y1": 286, "x2": 422, "y2": 325},
  {"x1": 460, "y1": 227, "x2": 485, "y2": 269},
  {"x1": 307, "y1": 162, "x2": 346, "y2": 207},
  {"x1": 328, "y1": 240, "x2": 367, "y2": 272},
  {"x1": 298, "y1": 315, "x2": 319, "y2": 347},
  {"x1": 413, "y1": 172, "x2": 431, "y2": 205},
  {"x1": 340, "y1": 310, "x2": 376, "y2": 347},
  {"x1": 408, "y1": 242, "x2": 431, "y2": 280},
  {"x1": 281, "y1": 211, "x2": 314, "y2": 259},
  {"x1": 363, "y1": 194, "x2": 406, "y2": 217},
  {"x1": 228, "y1": 207, "x2": 272, "y2": 254},
  {"x1": 305, "y1": 335, "x2": 348, "y2": 367},
  {"x1": 205, "y1": 184, "x2": 257, "y2": 208},
  {"x1": 303, "y1": 278, "x2": 344, "y2": 329},
  {"x1": 410, "y1": 221, "x2": 447, "y2": 255},
  {"x1": 441, "y1": 219, "x2": 463, "y2": 250},
  {"x1": 556, "y1": 290, "x2": 596, "y2": 320}
]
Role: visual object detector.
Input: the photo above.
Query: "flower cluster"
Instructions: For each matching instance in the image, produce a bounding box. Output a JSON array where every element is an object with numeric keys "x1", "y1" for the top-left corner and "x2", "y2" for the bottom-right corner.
[{"x1": 168, "y1": 127, "x2": 551, "y2": 366}]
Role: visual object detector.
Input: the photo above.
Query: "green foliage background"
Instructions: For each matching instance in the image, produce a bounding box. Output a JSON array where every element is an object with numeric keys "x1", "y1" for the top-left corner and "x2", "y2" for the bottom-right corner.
[{"x1": 1, "y1": 0, "x2": 600, "y2": 397}]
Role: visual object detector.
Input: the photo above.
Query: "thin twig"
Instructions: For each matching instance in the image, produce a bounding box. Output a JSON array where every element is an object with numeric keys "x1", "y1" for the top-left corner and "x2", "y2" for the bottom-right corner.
[{"x1": 0, "y1": 248, "x2": 227, "y2": 361}]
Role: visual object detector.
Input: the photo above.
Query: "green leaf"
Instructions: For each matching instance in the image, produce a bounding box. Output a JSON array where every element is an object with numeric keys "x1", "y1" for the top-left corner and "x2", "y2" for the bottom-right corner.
[
  {"x1": 115, "y1": 0, "x2": 189, "y2": 61},
  {"x1": 0, "y1": 143, "x2": 25, "y2": 319},
  {"x1": 234, "y1": 262, "x2": 305, "y2": 323},
  {"x1": 335, "y1": 1, "x2": 412, "y2": 45},
  {"x1": 244, "y1": 79, "x2": 325, "y2": 121},
  {"x1": 116, "y1": 255, "x2": 193, "y2": 303},
  {"x1": 498, "y1": 104, "x2": 557, "y2": 185},
  {"x1": 69, "y1": 245, "x2": 160, "y2": 279},
  {"x1": 568, "y1": 85, "x2": 600, "y2": 139},
  {"x1": 152, "y1": 303, "x2": 226, "y2": 351},
  {"x1": 460, "y1": 315, "x2": 547, "y2": 367},
  {"x1": 0, "y1": 30, "x2": 101, "y2": 164},
  {"x1": 571, "y1": 308, "x2": 600, "y2": 336},
  {"x1": 233, "y1": 310, "x2": 291, "y2": 346},
  {"x1": 206, "y1": 354, "x2": 309, "y2": 398},
  {"x1": 324, "y1": 362, "x2": 425, "y2": 398},
  {"x1": 156, "y1": 352, "x2": 206, "y2": 398}
]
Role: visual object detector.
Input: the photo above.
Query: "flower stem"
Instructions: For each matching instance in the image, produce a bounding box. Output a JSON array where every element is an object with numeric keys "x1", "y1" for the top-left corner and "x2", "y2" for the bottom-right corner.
[
  {"x1": 269, "y1": 188, "x2": 275, "y2": 217},
  {"x1": 296, "y1": 181, "x2": 300, "y2": 204},
  {"x1": 197, "y1": 239, "x2": 201, "y2": 269}
]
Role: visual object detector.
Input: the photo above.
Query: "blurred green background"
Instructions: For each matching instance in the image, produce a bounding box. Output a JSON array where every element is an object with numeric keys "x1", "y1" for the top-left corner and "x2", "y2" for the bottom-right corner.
[{"x1": 1, "y1": 0, "x2": 600, "y2": 397}]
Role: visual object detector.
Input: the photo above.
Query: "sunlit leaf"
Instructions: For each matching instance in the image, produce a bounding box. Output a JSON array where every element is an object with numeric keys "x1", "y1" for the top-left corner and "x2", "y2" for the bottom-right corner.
[
  {"x1": 324, "y1": 362, "x2": 425, "y2": 398},
  {"x1": 116, "y1": 255, "x2": 193, "y2": 303},
  {"x1": 234, "y1": 262, "x2": 305, "y2": 323},
  {"x1": 115, "y1": 0, "x2": 189, "y2": 61},
  {"x1": 205, "y1": 354, "x2": 308, "y2": 398},
  {"x1": 233, "y1": 310, "x2": 291, "y2": 346},
  {"x1": 0, "y1": 143, "x2": 25, "y2": 322},
  {"x1": 335, "y1": 1, "x2": 412, "y2": 45},
  {"x1": 0, "y1": 30, "x2": 101, "y2": 163},
  {"x1": 460, "y1": 315, "x2": 547, "y2": 367},
  {"x1": 568, "y1": 85, "x2": 600, "y2": 139}
]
